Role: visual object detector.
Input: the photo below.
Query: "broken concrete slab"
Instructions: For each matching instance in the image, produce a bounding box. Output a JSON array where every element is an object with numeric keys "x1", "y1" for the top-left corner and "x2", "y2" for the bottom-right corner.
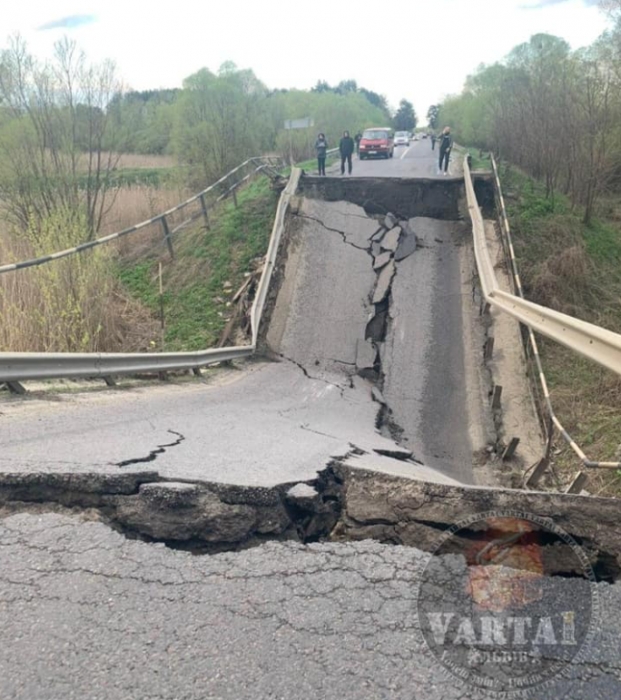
[
  {"x1": 341, "y1": 454, "x2": 459, "y2": 486},
  {"x1": 394, "y1": 232, "x2": 418, "y2": 262},
  {"x1": 332, "y1": 464, "x2": 621, "y2": 571},
  {"x1": 372, "y1": 260, "x2": 396, "y2": 304},
  {"x1": 355, "y1": 338, "x2": 376, "y2": 372},
  {"x1": 399, "y1": 220, "x2": 415, "y2": 237},
  {"x1": 371, "y1": 241, "x2": 381, "y2": 257},
  {"x1": 371, "y1": 386, "x2": 386, "y2": 405},
  {"x1": 373, "y1": 251, "x2": 392, "y2": 270},
  {"x1": 267, "y1": 200, "x2": 377, "y2": 373},
  {"x1": 384, "y1": 212, "x2": 398, "y2": 229},
  {"x1": 380, "y1": 227, "x2": 401, "y2": 252},
  {"x1": 371, "y1": 228, "x2": 385, "y2": 243},
  {"x1": 286, "y1": 483, "x2": 319, "y2": 501}
]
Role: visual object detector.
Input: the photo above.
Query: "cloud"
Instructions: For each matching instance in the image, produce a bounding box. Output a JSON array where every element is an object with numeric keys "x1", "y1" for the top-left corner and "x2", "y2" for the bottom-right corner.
[
  {"x1": 520, "y1": 0, "x2": 599, "y2": 7},
  {"x1": 38, "y1": 15, "x2": 96, "y2": 31}
]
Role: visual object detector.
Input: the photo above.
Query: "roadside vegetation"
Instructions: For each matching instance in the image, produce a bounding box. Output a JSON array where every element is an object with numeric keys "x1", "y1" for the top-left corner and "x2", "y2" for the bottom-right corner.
[
  {"x1": 501, "y1": 166, "x2": 621, "y2": 493},
  {"x1": 429, "y1": 3, "x2": 621, "y2": 491},
  {"x1": 117, "y1": 176, "x2": 278, "y2": 351},
  {"x1": 0, "y1": 33, "x2": 412, "y2": 356}
]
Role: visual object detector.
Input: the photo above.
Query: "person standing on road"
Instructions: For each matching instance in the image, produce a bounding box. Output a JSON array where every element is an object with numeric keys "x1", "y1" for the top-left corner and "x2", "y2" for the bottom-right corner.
[
  {"x1": 430, "y1": 132, "x2": 436, "y2": 151},
  {"x1": 315, "y1": 133, "x2": 328, "y2": 176},
  {"x1": 438, "y1": 126, "x2": 453, "y2": 175},
  {"x1": 339, "y1": 130, "x2": 355, "y2": 175},
  {"x1": 354, "y1": 131, "x2": 362, "y2": 156}
]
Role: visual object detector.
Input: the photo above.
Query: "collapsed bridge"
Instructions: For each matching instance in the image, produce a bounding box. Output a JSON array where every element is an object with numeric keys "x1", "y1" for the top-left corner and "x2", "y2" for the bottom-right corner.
[{"x1": 3, "y1": 167, "x2": 621, "y2": 576}]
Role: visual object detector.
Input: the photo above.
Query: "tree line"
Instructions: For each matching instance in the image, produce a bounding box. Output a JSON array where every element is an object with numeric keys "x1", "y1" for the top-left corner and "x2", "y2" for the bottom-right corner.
[
  {"x1": 434, "y1": 3, "x2": 621, "y2": 223},
  {"x1": 0, "y1": 36, "x2": 421, "y2": 239}
]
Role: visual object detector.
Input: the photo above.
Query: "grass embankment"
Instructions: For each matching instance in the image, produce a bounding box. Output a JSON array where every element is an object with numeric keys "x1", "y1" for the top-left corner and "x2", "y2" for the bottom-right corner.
[
  {"x1": 500, "y1": 165, "x2": 621, "y2": 494},
  {"x1": 454, "y1": 144, "x2": 490, "y2": 171},
  {"x1": 118, "y1": 175, "x2": 278, "y2": 351}
]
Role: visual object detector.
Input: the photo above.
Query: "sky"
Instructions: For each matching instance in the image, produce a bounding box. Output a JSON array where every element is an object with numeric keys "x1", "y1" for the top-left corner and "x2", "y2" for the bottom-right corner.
[{"x1": 2, "y1": 0, "x2": 612, "y2": 123}]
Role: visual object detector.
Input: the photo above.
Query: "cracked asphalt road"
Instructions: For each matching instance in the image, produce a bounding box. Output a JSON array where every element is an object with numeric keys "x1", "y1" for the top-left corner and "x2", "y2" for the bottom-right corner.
[
  {"x1": 2, "y1": 193, "x2": 469, "y2": 487},
  {"x1": 1, "y1": 360, "x2": 451, "y2": 486},
  {"x1": 0, "y1": 512, "x2": 619, "y2": 700},
  {"x1": 269, "y1": 198, "x2": 487, "y2": 481}
]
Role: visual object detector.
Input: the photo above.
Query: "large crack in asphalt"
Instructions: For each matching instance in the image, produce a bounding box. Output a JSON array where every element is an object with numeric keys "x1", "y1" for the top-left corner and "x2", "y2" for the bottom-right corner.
[
  {"x1": 1, "y1": 463, "x2": 619, "y2": 581},
  {"x1": 115, "y1": 430, "x2": 186, "y2": 467}
]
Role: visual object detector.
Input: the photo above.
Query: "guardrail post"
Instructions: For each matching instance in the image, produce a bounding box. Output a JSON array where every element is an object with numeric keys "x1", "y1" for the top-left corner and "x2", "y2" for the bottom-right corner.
[
  {"x1": 502, "y1": 437, "x2": 520, "y2": 460},
  {"x1": 160, "y1": 216, "x2": 174, "y2": 259},
  {"x1": 232, "y1": 186, "x2": 238, "y2": 208},
  {"x1": 525, "y1": 457, "x2": 550, "y2": 488},
  {"x1": 491, "y1": 385, "x2": 502, "y2": 410},
  {"x1": 566, "y1": 472, "x2": 588, "y2": 494},
  {"x1": 484, "y1": 337, "x2": 495, "y2": 361},
  {"x1": 103, "y1": 376, "x2": 116, "y2": 387},
  {"x1": 4, "y1": 381, "x2": 26, "y2": 395},
  {"x1": 199, "y1": 194, "x2": 210, "y2": 230}
]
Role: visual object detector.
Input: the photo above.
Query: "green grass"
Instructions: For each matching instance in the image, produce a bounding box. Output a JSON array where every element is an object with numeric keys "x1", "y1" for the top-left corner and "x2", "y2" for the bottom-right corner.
[
  {"x1": 583, "y1": 218, "x2": 621, "y2": 265},
  {"x1": 499, "y1": 163, "x2": 621, "y2": 492},
  {"x1": 117, "y1": 175, "x2": 278, "y2": 351},
  {"x1": 454, "y1": 144, "x2": 491, "y2": 171}
]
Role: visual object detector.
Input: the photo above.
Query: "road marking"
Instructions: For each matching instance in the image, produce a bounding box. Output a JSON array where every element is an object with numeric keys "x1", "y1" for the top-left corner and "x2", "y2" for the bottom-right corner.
[{"x1": 400, "y1": 147, "x2": 411, "y2": 160}]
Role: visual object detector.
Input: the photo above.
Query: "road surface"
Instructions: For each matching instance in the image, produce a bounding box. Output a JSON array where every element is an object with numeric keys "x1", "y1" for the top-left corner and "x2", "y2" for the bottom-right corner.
[
  {"x1": 326, "y1": 137, "x2": 461, "y2": 178},
  {"x1": 1, "y1": 147, "x2": 486, "y2": 485},
  {"x1": 0, "y1": 511, "x2": 618, "y2": 700}
]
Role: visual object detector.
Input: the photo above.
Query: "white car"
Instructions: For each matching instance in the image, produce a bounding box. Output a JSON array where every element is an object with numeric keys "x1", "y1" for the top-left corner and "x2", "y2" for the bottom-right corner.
[{"x1": 394, "y1": 131, "x2": 410, "y2": 147}]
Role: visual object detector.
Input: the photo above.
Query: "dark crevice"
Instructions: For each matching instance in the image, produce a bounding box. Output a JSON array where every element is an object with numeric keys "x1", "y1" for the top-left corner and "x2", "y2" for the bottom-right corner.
[
  {"x1": 1, "y1": 465, "x2": 619, "y2": 582},
  {"x1": 115, "y1": 430, "x2": 185, "y2": 468}
]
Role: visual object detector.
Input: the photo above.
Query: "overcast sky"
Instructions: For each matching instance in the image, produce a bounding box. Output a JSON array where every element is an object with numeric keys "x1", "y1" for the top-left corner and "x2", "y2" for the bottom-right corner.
[{"x1": 3, "y1": 0, "x2": 611, "y2": 122}]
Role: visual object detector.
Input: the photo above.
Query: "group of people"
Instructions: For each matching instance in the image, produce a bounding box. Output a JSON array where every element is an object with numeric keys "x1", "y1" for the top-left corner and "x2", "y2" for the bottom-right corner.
[
  {"x1": 314, "y1": 130, "x2": 356, "y2": 177},
  {"x1": 314, "y1": 126, "x2": 454, "y2": 177}
]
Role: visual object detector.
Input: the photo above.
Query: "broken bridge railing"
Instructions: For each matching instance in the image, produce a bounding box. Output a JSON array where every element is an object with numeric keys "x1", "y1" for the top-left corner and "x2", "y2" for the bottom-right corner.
[
  {"x1": 0, "y1": 161, "x2": 301, "y2": 385},
  {"x1": 464, "y1": 155, "x2": 621, "y2": 485}
]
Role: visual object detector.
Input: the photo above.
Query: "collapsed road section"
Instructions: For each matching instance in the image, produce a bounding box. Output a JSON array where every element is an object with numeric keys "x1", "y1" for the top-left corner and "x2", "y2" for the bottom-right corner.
[
  {"x1": 266, "y1": 182, "x2": 492, "y2": 482},
  {"x1": 3, "y1": 171, "x2": 618, "y2": 578}
]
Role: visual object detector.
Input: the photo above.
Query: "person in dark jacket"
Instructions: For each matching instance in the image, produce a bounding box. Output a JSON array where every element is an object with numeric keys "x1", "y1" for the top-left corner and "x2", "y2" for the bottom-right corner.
[
  {"x1": 315, "y1": 133, "x2": 328, "y2": 176},
  {"x1": 438, "y1": 126, "x2": 453, "y2": 175},
  {"x1": 430, "y1": 133, "x2": 436, "y2": 150},
  {"x1": 354, "y1": 131, "x2": 362, "y2": 156},
  {"x1": 339, "y1": 131, "x2": 355, "y2": 175}
]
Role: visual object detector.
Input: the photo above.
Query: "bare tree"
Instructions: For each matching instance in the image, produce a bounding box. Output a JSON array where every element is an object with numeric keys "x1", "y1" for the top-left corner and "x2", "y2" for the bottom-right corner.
[{"x1": 0, "y1": 36, "x2": 124, "y2": 239}]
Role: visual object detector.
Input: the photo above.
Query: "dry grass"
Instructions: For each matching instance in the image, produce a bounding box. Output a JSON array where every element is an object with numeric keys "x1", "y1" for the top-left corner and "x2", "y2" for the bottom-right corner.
[
  {"x1": 543, "y1": 342, "x2": 621, "y2": 497},
  {"x1": 76, "y1": 152, "x2": 177, "y2": 171},
  {"x1": 530, "y1": 244, "x2": 592, "y2": 316},
  {"x1": 504, "y1": 168, "x2": 621, "y2": 495},
  {"x1": 98, "y1": 184, "x2": 194, "y2": 265},
  {"x1": 0, "y1": 208, "x2": 159, "y2": 353}
]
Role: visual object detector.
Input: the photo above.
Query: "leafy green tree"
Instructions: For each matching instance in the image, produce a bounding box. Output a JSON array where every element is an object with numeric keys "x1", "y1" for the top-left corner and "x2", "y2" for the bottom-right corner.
[
  {"x1": 393, "y1": 99, "x2": 417, "y2": 131},
  {"x1": 173, "y1": 63, "x2": 273, "y2": 187},
  {"x1": 426, "y1": 104, "x2": 441, "y2": 129}
]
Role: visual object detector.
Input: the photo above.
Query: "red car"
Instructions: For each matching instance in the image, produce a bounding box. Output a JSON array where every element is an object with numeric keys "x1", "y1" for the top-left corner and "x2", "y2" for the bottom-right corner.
[{"x1": 359, "y1": 127, "x2": 395, "y2": 160}]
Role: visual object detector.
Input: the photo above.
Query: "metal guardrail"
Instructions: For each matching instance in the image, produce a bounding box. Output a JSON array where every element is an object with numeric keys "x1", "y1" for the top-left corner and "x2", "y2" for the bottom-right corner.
[
  {"x1": 466, "y1": 155, "x2": 621, "y2": 473},
  {"x1": 0, "y1": 156, "x2": 284, "y2": 274},
  {"x1": 0, "y1": 164, "x2": 301, "y2": 383}
]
